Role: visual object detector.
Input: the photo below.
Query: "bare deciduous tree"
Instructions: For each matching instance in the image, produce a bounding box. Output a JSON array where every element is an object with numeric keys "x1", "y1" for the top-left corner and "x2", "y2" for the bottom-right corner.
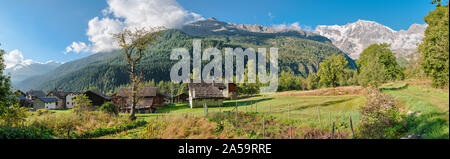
[{"x1": 113, "y1": 27, "x2": 162, "y2": 120}]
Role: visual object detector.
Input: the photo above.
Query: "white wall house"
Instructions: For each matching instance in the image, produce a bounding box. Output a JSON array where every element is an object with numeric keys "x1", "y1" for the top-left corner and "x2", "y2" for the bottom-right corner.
[
  {"x1": 39, "y1": 97, "x2": 58, "y2": 110},
  {"x1": 45, "y1": 101, "x2": 57, "y2": 110},
  {"x1": 65, "y1": 93, "x2": 80, "y2": 109}
]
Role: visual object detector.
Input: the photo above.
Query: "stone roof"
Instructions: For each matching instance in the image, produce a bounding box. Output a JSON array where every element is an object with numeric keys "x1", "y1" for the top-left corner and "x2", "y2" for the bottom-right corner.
[
  {"x1": 39, "y1": 97, "x2": 58, "y2": 103},
  {"x1": 47, "y1": 89, "x2": 70, "y2": 99},
  {"x1": 116, "y1": 87, "x2": 160, "y2": 97},
  {"x1": 84, "y1": 90, "x2": 111, "y2": 100},
  {"x1": 27, "y1": 90, "x2": 46, "y2": 98},
  {"x1": 188, "y1": 82, "x2": 225, "y2": 99}
]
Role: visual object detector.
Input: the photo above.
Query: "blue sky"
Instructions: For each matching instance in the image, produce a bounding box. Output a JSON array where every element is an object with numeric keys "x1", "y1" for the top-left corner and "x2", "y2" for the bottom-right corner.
[{"x1": 0, "y1": 0, "x2": 436, "y2": 66}]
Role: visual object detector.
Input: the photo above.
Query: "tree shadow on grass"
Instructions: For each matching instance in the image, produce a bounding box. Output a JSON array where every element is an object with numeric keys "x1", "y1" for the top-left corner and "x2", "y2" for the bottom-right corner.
[
  {"x1": 157, "y1": 98, "x2": 274, "y2": 113},
  {"x1": 293, "y1": 97, "x2": 357, "y2": 111},
  {"x1": 223, "y1": 98, "x2": 274, "y2": 108}
]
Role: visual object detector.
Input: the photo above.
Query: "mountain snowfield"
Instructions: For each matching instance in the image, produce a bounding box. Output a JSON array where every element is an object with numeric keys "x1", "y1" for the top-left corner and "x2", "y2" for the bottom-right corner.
[
  {"x1": 4, "y1": 61, "x2": 62, "y2": 85},
  {"x1": 314, "y1": 20, "x2": 427, "y2": 59}
]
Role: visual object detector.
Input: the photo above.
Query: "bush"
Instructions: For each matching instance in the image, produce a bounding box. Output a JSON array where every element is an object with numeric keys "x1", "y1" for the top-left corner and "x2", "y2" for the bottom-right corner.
[
  {"x1": 27, "y1": 111, "x2": 130, "y2": 138},
  {"x1": 0, "y1": 105, "x2": 28, "y2": 127},
  {"x1": 358, "y1": 88, "x2": 405, "y2": 139},
  {"x1": 99, "y1": 102, "x2": 117, "y2": 115},
  {"x1": 73, "y1": 94, "x2": 92, "y2": 114},
  {"x1": 0, "y1": 126, "x2": 54, "y2": 139},
  {"x1": 75, "y1": 120, "x2": 147, "y2": 139}
]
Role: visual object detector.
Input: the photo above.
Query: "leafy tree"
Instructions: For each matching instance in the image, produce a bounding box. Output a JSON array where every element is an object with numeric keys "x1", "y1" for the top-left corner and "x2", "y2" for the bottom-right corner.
[
  {"x1": 317, "y1": 54, "x2": 349, "y2": 88},
  {"x1": 306, "y1": 73, "x2": 320, "y2": 90},
  {"x1": 113, "y1": 27, "x2": 162, "y2": 120},
  {"x1": 73, "y1": 94, "x2": 92, "y2": 114},
  {"x1": 358, "y1": 56, "x2": 386, "y2": 88},
  {"x1": 418, "y1": 2, "x2": 449, "y2": 88},
  {"x1": 0, "y1": 43, "x2": 27, "y2": 127},
  {"x1": 99, "y1": 102, "x2": 118, "y2": 115},
  {"x1": 294, "y1": 76, "x2": 305, "y2": 90},
  {"x1": 357, "y1": 44, "x2": 404, "y2": 82},
  {"x1": 279, "y1": 70, "x2": 296, "y2": 91},
  {"x1": 404, "y1": 55, "x2": 426, "y2": 79}
]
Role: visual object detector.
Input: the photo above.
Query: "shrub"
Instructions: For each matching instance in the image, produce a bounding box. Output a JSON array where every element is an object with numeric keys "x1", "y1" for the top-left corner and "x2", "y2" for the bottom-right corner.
[
  {"x1": 99, "y1": 102, "x2": 117, "y2": 115},
  {"x1": 0, "y1": 105, "x2": 28, "y2": 127},
  {"x1": 0, "y1": 126, "x2": 54, "y2": 139},
  {"x1": 73, "y1": 94, "x2": 92, "y2": 114},
  {"x1": 358, "y1": 88, "x2": 405, "y2": 139},
  {"x1": 27, "y1": 111, "x2": 130, "y2": 138}
]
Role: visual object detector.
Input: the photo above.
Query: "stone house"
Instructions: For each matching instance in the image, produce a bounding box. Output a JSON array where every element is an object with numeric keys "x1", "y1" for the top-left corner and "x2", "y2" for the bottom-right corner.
[
  {"x1": 46, "y1": 88, "x2": 70, "y2": 109},
  {"x1": 65, "y1": 92, "x2": 82, "y2": 109},
  {"x1": 187, "y1": 82, "x2": 226, "y2": 108},
  {"x1": 33, "y1": 97, "x2": 58, "y2": 110},
  {"x1": 26, "y1": 90, "x2": 45, "y2": 100},
  {"x1": 14, "y1": 90, "x2": 32, "y2": 107},
  {"x1": 113, "y1": 87, "x2": 166, "y2": 113}
]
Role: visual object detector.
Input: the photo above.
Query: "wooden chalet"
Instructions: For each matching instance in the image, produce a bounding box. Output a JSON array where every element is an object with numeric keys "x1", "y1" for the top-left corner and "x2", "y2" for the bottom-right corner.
[
  {"x1": 187, "y1": 81, "x2": 226, "y2": 108},
  {"x1": 113, "y1": 87, "x2": 166, "y2": 114},
  {"x1": 84, "y1": 90, "x2": 111, "y2": 107}
]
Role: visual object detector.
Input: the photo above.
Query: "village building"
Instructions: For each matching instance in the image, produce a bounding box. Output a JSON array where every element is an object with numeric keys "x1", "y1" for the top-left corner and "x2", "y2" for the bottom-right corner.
[
  {"x1": 65, "y1": 92, "x2": 82, "y2": 109},
  {"x1": 46, "y1": 88, "x2": 70, "y2": 109},
  {"x1": 26, "y1": 90, "x2": 45, "y2": 100},
  {"x1": 14, "y1": 90, "x2": 32, "y2": 107},
  {"x1": 222, "y1": 83, "x2": 238, "y2": 99},
  {"x1": 113, "y1": 87, "x2": 166, "y2": 113},
  {"x1": 33, "y1": 97, "x2": 58, "y2": 110},
  {"x1": 187, "y1": 82, "x2": 226, "y2": 108},
  {"x1": 84, "y1": 90, "x2": 111, "y2": 107},
  {"x1": 174, "y1": 92, "x2": 189, "y2": 103}
]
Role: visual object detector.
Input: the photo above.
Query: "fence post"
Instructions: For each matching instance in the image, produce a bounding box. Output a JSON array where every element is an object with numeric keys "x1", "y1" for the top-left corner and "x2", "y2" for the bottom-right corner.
[
  {"x1": 263, "y1": 115, "x2": 266, "y2": 138},
  {"x1": 349, "y1": 116, "x2": 354, "y2": 138},
  {"x1": 235, "y1": 104, "x2": 238, "y2": 127},
  {"x1": 203, "y1": 103, "x2": 208, "y2": 117},
  {"x1": 331, "y1": 121, "x2": 335, "y2": 139}
]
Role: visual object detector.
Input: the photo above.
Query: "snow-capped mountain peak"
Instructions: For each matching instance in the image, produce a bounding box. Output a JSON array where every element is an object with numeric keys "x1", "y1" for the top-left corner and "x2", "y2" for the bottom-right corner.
[{"x1": 314, "y1": 20, "x2": 426, "y2": 59}]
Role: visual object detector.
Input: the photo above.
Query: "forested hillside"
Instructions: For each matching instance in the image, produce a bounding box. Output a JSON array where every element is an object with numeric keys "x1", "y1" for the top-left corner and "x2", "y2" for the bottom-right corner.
[{"x1": 19, "y1": 28, "x2": 354, "y2": 93}]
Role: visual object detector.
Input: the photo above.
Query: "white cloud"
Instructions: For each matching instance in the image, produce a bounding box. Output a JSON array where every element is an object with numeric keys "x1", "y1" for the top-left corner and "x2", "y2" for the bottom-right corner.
[
  {"x1": 65, "y1": 42, "x2": 90, "y2": 54},
  {"x1": 273, "y1": 22, "x2": 313, "y2": 32},
  {"x1": 65, "y1": 0, "x2": 204, "y2": 54},
  {"x1": 3, "y1": 49, "x2": 34, "y2": 69}
]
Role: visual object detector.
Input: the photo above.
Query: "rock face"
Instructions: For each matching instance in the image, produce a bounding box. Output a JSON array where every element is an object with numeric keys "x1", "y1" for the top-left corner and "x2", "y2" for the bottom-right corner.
[
  {"x1": 181, "y1": 17, "x2": 320, "y2": 38},
  {"x1": 314, "y1": 20, "x2": 427, "y2": 59}
]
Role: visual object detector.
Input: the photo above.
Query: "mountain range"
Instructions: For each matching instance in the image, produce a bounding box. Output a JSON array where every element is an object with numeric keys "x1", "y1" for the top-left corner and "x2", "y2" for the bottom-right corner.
[
  {"x1": 4, "y1": 61, "x2": 62, "y2": 86},
  {"x1": 314, "y1": 20, "x2": 426, "y2": 59},
  {"x1": 13, "y1": 18, "x2": 354, "y2": 92},
  {"x1": 12, "y1": 18, "x2": 426, "y2": 93}
]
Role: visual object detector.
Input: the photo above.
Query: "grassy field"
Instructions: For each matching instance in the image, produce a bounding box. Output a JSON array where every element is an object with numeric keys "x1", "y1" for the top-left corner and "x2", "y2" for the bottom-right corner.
[
  {"x1": 104, "y1": 88, "x2": 366, "y2": 139},
  {"x1": 381, "y1": 80, "x2": 449, "y2": 139},
  {"x1": 14, "y1": 80, "x2": 448, "y2": 139}
]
